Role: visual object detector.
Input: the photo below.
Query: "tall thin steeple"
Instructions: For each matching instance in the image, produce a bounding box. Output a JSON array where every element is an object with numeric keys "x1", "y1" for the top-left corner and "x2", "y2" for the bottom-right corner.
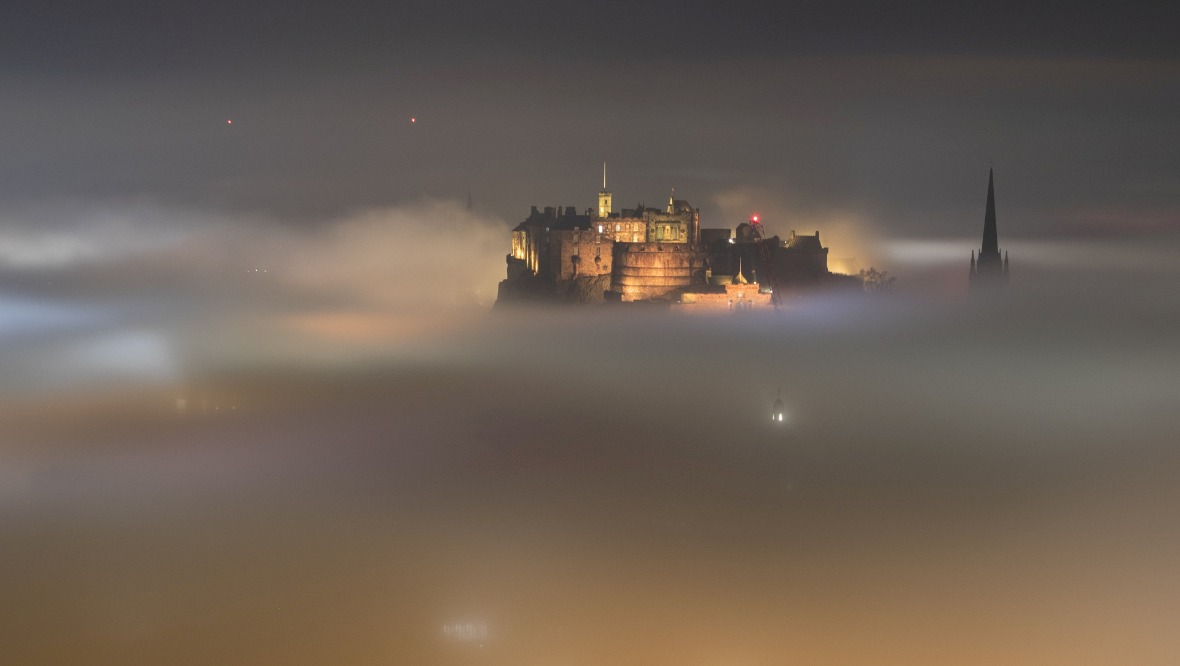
[
  {"x1": 733, "y1": 257, "x2": 749, "y2": 284},
  {"x1": 971, "y1": 168, "x2": 1008, "y2": 289},
  {"x1": 981, "y1": 168, "x2": 998, "y2": 256}
]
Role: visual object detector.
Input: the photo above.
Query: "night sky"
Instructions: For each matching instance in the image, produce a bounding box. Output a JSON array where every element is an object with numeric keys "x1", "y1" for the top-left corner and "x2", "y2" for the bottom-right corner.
[
  {"x1": 5, "y1": 1, "x2": 1178, "y2": 238},
  {"x1": 3, "y1": 2, "x2": 1180, "y2": 664}
]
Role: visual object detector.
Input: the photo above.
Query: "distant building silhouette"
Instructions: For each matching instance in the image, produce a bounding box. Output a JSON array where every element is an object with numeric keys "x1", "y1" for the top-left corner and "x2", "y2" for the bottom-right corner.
[{"x1": 969, "y1": 168, "x2": 1010, "y2": 291}]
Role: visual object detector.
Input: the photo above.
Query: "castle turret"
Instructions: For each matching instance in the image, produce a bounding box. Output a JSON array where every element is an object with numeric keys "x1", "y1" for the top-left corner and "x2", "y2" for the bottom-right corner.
[
  {"x1": 597, "y1": 162, "x2": 612, "y2": 219},
  {"x1": 732, "y1": 258, "x2": 749, "y2": 285}
]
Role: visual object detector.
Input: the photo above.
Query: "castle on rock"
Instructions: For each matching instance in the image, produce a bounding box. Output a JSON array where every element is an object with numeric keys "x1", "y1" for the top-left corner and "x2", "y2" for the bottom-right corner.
[{"x1": 496, "y1": 166, "x2": 856, "y2": 308}]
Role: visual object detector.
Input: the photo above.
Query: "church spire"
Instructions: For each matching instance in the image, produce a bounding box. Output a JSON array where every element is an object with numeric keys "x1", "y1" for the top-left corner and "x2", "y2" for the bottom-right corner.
[
  {"x1": 982, "y1": 168, "x2": 998, "y2": 255},
  {"x1": 970, "y1": 168, "x2": 1008, "y2": 290}
]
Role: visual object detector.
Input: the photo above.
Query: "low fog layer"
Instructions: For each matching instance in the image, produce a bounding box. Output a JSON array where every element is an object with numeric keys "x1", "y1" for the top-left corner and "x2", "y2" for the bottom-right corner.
[
  {"x1": 0, "y1": 200, "x2": 506, "y2": 392},
  {"x1": 3, "y1": 203, "x2": 1179, "y2": 663}
]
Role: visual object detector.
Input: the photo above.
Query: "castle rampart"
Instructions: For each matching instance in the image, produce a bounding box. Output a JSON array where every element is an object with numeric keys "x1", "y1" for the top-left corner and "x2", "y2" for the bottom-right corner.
[{"x1": 607, "y1": 242, "x2": 708, "y2": 301}]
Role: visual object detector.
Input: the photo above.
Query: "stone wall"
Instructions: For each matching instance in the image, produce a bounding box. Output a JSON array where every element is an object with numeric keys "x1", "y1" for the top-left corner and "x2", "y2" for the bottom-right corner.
[
  {"x1": 598, "y1": 217, "x2": 646, "y2": 243},
  {"x1": 609, "y1": 242, "x2": 708, "y2": 301},
  {"x1": 675, "y1": 283, "x2": 774, "y2": 312},
  {"x1": 548, "y1": 230, "x2": 613, "y2": 282}
]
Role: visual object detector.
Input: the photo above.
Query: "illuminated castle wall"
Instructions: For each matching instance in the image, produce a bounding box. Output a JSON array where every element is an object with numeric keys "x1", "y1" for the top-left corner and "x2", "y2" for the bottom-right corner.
[
  {"x1": 674, "y1": 269, "x2": 774, "y2": 312},
  {"x1": 548, "y1": 229, "x2": 613, "y2": 281},
  {"x1": 496, "y1": 173, "x2": 851, "y2": 307},
  {"x1": 609, "y1": 242, "x2": 708, "y2": 301}
]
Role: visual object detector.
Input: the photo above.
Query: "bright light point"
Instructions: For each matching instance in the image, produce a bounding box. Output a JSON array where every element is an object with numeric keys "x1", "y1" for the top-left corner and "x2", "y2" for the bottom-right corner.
[
  {"x1": 226, "y1": 119, "x2": 233, "y2": 124},
  {"x1": 410, "y1": 117, "x2": 417, "y2": 123}
]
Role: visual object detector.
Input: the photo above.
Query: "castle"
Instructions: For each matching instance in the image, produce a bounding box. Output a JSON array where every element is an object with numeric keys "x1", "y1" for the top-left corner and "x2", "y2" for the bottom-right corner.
[{"x1": 496, "y1": 165, "x2": 856, "y2": 308}]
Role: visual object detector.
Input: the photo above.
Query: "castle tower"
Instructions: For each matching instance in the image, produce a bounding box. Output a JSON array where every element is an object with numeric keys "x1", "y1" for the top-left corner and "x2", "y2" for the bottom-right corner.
[
  {"x1": 970, "y1": 169, "x2": 1008, "y2": 289},
  {"x1": 597, "y1": 162, "x2": 612, "y2": 219}
]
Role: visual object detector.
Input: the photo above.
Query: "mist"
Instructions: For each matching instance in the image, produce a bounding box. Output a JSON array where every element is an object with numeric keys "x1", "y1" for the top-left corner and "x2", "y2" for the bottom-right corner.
[
  {"x1": 0, "y1": 200, "x2": 506, "y2": 392},
  {"x1": 3, "y1": 198, "x2": 1179, "y2": 663},
  {"x1": 5, "y1": 0, "x2": 1180, "y2": 660}
]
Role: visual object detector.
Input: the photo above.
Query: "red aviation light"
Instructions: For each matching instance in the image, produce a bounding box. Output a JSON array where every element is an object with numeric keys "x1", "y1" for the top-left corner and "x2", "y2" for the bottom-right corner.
[{"x1": 750, "y1": 213, "x2": 760, "y2": 224}]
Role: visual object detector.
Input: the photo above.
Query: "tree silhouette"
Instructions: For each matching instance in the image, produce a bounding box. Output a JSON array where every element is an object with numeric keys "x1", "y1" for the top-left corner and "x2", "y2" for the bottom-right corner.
[{"x1": 858, "y1": 267, "x2": 897, "y2": 294}]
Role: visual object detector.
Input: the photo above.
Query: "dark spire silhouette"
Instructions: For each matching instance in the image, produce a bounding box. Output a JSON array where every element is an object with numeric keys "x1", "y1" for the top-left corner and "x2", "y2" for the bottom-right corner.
[
  {"x1": 982, "y1": 168, "x2": 998, "y2": 255},
  {"x1": 971, "y1": 168, "x2": 1006, "y2": 289},
  {"x1": 972, "y1": 167, "x2": 1010, "y2": 290}
]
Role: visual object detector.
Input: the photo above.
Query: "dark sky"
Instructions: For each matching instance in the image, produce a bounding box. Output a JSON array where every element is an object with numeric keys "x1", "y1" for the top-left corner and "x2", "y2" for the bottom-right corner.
[{"x1": 3, "y1": 0, "x2": 1178, "y2": 247}]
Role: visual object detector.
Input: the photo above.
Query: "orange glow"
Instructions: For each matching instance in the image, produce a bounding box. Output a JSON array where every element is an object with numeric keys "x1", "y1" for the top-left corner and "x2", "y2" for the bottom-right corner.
[
  {"x1": 284, "y1": 311, "x2": 425, "y2": 341},
  {"x1": 282, "y1": 310, "x2": 471, "y2": 343}
]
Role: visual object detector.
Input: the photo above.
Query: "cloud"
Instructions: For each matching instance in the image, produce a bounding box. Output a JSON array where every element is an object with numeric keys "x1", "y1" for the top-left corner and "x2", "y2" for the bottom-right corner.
[
  {"x1": 266, "y1": 201, "x2": 507, "y2": 309},
  {"x1": 0, "y1": 201, "x2": 204, "y2": 269},
  {"x1": 0, "y1": 199, "x2": 509, "y2": 390}
]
